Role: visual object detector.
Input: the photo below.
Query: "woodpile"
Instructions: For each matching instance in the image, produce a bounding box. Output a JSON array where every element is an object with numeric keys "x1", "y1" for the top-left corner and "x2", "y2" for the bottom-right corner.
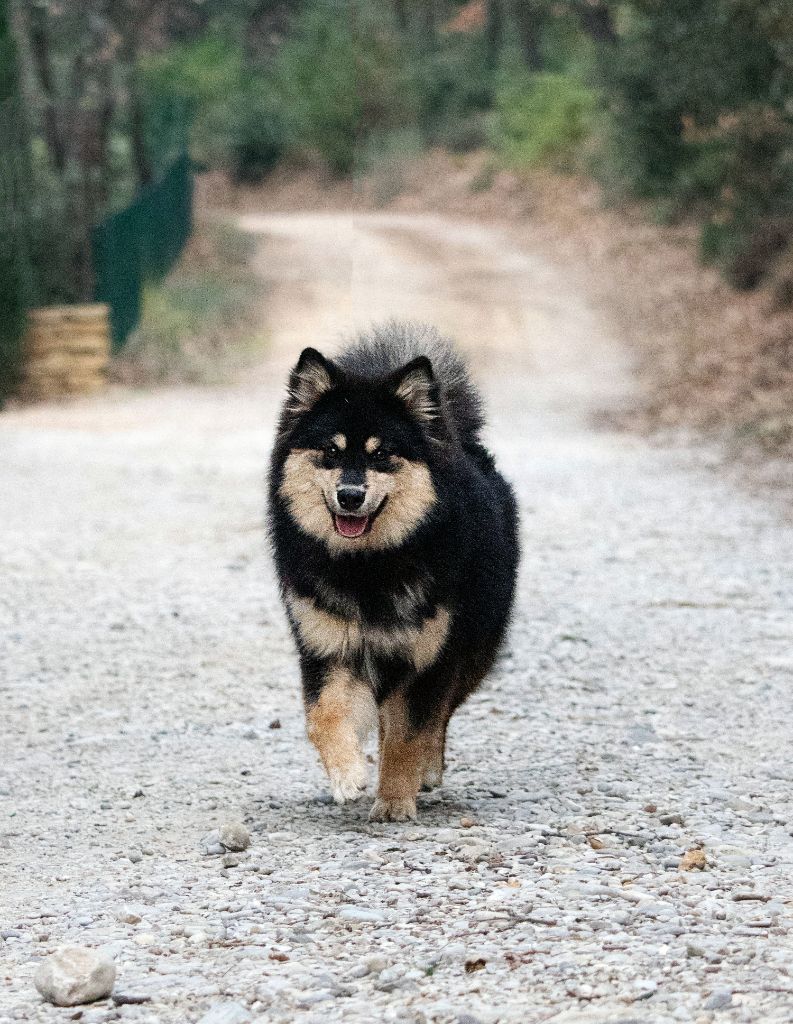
[{"x1": 19, "y1": 304, "x2": 111, "y2": 400}]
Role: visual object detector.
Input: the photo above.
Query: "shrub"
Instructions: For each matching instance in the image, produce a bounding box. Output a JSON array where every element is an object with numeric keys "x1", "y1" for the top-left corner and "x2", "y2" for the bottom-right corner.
[
  {"x1": 358, "y1": 127, "x2": 425, "y2": 205},
  {"x1": 113, "y1": 222, "x2": 263, "y2": 385},
  {"x1": 594, "y1": 0, "x2": 793, "y2": 285},
  {"x1": 141, "y1": 33, "x2": 246, "y2": 169},
  {"x1": 491, "y1": 70, "x2": 595, "y2": 171},
  {"x1": 271, "y1": 0, "x2": 419, "y2": 175},
  {"x1": 413, "y1": 33, "x2": 493, "y2": 146}
]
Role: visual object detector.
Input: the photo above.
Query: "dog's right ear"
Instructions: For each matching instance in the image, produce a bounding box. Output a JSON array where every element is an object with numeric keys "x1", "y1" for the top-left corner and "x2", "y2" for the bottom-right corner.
[{"x1": 287, "y1": 348, "x2": 338, "y2": 414}]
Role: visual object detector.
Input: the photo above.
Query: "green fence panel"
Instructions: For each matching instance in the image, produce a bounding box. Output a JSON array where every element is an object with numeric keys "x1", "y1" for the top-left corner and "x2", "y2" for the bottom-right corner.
[
  {"x1": 92, "y1": 203, "x2": 142, "y2": 351},
  {"x1": 93, "y1": 152, "x2": 193, "y2": 351}
]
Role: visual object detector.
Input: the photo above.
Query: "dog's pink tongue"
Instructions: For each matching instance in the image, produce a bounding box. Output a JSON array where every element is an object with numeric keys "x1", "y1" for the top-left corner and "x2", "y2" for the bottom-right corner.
[{"x1": 335, "y1": 515, "x2": 369, "y2": 538}]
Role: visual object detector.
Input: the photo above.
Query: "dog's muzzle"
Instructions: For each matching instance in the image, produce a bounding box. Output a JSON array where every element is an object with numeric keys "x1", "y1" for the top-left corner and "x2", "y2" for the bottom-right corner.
[{"x1": 336, "y1": 486, "x2": 366, "y2": 512}]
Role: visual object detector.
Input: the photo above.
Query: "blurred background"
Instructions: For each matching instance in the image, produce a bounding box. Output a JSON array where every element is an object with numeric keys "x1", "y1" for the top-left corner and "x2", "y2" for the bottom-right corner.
[{"x1": 3, "y1": 0, "x2": 793, "y2": 451}]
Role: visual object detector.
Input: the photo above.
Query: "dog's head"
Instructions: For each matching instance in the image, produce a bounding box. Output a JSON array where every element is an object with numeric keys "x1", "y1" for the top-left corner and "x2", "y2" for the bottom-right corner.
[{"x1": 274, "y1": 347, "x2": 444, "y2": 554}]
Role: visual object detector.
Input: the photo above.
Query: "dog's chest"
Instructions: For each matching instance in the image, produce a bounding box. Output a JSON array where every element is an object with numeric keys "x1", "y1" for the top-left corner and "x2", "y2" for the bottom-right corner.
[{"x1": 284, "y1": 582, "x2": 449, "y2": 676}]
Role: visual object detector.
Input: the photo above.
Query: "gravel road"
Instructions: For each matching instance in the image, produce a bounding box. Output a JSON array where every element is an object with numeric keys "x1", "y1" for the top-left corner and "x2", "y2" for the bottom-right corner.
[{"x1": 3, "y1": 212, "x2": 793, "y2": 1024}]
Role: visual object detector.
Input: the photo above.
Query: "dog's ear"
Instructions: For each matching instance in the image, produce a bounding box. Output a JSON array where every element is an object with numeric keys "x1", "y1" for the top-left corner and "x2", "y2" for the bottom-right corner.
[
  {"x1": 388, "y1": 356, "x2": 440, "y2": 425},
  {"x1": 287, "y1": 347, "x2": 338, "y2": 414}
]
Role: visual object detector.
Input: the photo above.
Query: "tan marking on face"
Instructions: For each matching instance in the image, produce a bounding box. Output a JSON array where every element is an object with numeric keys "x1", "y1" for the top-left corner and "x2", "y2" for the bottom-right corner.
[
  {"x1": 365, "y1": 459, "x2": 436, "y2": 550},
  {"x1": 279, "y1": 451, "x2": 436, "y2": 554},
  {"x1": 332, "y1": 432, "x2": 347, "y2": 450},
  {"x1": 286, "y1": 590, "x2": 362, "y2": 659},
  {"x1": 365, "y1": 436, "x2": 381, "y2": 455},
  {"x1": 305, "y1": 666, "x2": 376, "y2": 804},
  {"x1": 279, "y1": 449, "x2": 340, "y2": 544}
]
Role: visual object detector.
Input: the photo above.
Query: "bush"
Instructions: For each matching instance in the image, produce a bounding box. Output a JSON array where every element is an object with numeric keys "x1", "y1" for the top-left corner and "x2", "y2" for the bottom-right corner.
[
  {"x1": 594, "y1": 0, "x2": 793, "y2": 285},
  {"x1": 413, "y1": 33, "x2": 493, "y2": 147},
  {"x1": 113, "y1": 222, "x2": 263, "y2": 385},
  {"x1": 491, "y1": 70, "x2": 595, "y2": 171},
  {"x1": 141, "y1": 33, "x2": 245, "y2": 168},
  {"x1": 141, "y1": 32, "x2": 286, "y2": 180},
  {"x1": 358, "y1": 127, "x2": 425, "y2": 205},
  {"x1": 271, "y1": 0, "x2": 419, "y2": 175},
  {"x1": 231, "y1": 78, "x2": 287, "y2": 183}
]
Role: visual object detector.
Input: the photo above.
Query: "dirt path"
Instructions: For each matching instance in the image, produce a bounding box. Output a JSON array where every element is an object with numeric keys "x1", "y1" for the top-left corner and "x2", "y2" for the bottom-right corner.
[{"x1": 2, "y1": 213, "x2": 793, "y2": 1024}]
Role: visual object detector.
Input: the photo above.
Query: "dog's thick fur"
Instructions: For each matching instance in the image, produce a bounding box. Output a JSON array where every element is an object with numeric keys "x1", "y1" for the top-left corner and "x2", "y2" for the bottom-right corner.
[{"x1": 268, "y1": 322, "x2": 519, "y2": 820}]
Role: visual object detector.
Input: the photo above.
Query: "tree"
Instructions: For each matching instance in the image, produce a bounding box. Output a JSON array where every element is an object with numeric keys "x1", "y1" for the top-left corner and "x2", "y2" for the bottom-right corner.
[{"x1": 0, "y1": 0, "x2": 33, "y2": 399}]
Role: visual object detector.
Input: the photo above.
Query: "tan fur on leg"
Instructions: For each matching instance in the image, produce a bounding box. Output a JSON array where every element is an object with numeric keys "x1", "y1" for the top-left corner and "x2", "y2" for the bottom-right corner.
[
  {"x1": 306, "y1": 667, "x2": 376, "y2": 804},
  {"x1": 370, "y1": 693, "x2": 428, "y2": 822},
  {"x1": 420, "y1": 727, "x2": 446, "y2": 791}
]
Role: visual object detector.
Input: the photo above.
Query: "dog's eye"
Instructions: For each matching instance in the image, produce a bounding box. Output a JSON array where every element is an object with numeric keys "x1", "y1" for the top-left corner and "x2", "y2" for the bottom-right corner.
[
  {"x1": 370, "y1": 447, "x2": 392, "y2": 463},
  {"x1": 322, "y1": 442, "x2": 340, "y2": 458}
]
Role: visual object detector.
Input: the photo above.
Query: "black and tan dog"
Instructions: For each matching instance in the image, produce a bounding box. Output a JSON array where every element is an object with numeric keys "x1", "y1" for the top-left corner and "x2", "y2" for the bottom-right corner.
[{"x1": 268, "y1": 322, "x2": 519, "y2": 821}]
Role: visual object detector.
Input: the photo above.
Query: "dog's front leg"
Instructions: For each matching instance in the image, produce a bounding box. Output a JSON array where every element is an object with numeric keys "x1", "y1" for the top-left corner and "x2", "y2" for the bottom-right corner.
[
  {"x1": 370, "y1": 691, "x2": 429, "y2": 822},
  {"x1": 304, "y1": 664, "x2": 375, "y2": 804}
]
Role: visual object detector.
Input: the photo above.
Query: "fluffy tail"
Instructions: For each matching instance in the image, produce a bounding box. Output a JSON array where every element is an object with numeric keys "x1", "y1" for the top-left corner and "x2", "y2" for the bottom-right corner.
[{"x1": 336, "y1": 321, "x2": 485, "y2": 445}]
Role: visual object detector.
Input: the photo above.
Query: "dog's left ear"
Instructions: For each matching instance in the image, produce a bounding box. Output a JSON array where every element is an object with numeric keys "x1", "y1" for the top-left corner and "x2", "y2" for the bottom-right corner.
[
  {"x1": 388, "y1": 356, "x2": 440, "y2": 425},
  {"x1": 287, "y1": 347, "x2": 339, "y2": 414}
]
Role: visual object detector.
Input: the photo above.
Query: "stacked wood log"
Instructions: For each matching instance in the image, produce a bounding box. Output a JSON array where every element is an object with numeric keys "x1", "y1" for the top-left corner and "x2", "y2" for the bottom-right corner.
[{"x1": 19, "y1": 304, "x2": 110, "y2": 400}]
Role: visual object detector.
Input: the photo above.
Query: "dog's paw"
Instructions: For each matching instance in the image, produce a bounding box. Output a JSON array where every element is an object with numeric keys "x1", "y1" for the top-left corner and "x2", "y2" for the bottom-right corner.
[
  {"x1": 329, "y1": 761, "x2": 368, "y2": 804},
  {"x1": 368, "y1": 796, "x2": 417, "y2": 822},
  {"x1": 420, "y1": 766, "x2": 443, "y2": 792}
]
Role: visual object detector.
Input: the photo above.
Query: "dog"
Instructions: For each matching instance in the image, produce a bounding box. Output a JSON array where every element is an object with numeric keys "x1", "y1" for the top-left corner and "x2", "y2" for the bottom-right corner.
[{"x1": 268, "y1": 322, "x2": 519, "y2": 821}]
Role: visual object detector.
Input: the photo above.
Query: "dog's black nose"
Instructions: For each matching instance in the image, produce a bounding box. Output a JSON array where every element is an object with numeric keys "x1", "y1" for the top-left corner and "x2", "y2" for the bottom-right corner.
[{"x1": 337, "y1": 487, "x2": 366, "y2": 512}]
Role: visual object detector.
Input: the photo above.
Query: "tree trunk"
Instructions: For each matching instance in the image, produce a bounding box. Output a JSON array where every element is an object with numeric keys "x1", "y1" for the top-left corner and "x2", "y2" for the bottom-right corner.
[
  {"x1": 0, "y1": 0, "x2": 34, "y2": 398},
  {"x1": 393, "y1": 0, "x2": 409, "y2": 33},
  {"x1": 510, "y1": 0, "x2": 544, "y2": 71},
  {"x1": 573, "y1": 1, "x2": 618, "y2": 46},
  {"x1": 486, "y1": 0, "x2": 504, "y2": 72},
  {"x1": 129, "y1": 65, "x2": 153, "y2": 187},
  {"x1": 27, "y1": 6, "x2": 67, "y2": 171}
]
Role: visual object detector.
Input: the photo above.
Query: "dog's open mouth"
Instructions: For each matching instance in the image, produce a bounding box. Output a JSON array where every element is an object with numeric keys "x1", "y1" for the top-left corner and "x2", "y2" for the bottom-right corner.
[{"x1": 333, "y1": 514, "x2": 370, "y2": 539}]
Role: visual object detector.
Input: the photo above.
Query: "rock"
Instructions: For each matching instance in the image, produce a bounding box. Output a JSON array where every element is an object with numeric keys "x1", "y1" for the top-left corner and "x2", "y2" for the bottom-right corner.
[
  {"x1": 200, "y1": 830, "x2": 225, "y2": 856},
  {"x1": 116, "y1": 907, "x2": 142, "y2": 925},
  {"x1": 680, "y1": 848, "x2": 707, "y2": 871},
  {"x1": 338, "y1": 906, "x2": 386, "y2": 923},
  {"x1": 34, "y1": 946, "x2": 116, "y2": 1007},
  {"x1": 126, "y1": 849, "x2": 143, "y2": 864},
  {"x1": 112, "y1": 992, "x2": 152, "y2": 1005},
  {"x1": 218, "y1": 822, "x2": 251, "y2": 852},
  {"x1": 704, "y1": 988, "x2": 733, "y2": 1010},
  {"x1": 197, "y1": 1002, "x2": 252, "y2": 1024}
]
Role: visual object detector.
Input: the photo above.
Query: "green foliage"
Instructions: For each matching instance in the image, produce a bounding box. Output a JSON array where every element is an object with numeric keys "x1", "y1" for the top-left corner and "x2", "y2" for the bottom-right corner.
[
  {"x1": 491, "y1": 69, "x2": 596, "y2": 170},
  {"x1": 115, "y1": 223, "x2": 263, "y2": 385},
  {"x1": 594, "y1": 0, "x2": 793, "y2": 285},
  {"x1": 271, "y1": 0, "x2": 419, "y2": 175},
  {"x1": 358, "y1": 127, "x2": 425, "y2": 205},
  {"x1": 142, "y1": 33, "x2": 244, "y2": 169},
  {"x1": 141, "y1": 29, "x2": 287, "y2": 183},
  {"x1": 412, "y1": 32, "x2": 493, "y2": 149},
  {"x1": 0, "y1": 0, "x2": 31, "y2": 402}
]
